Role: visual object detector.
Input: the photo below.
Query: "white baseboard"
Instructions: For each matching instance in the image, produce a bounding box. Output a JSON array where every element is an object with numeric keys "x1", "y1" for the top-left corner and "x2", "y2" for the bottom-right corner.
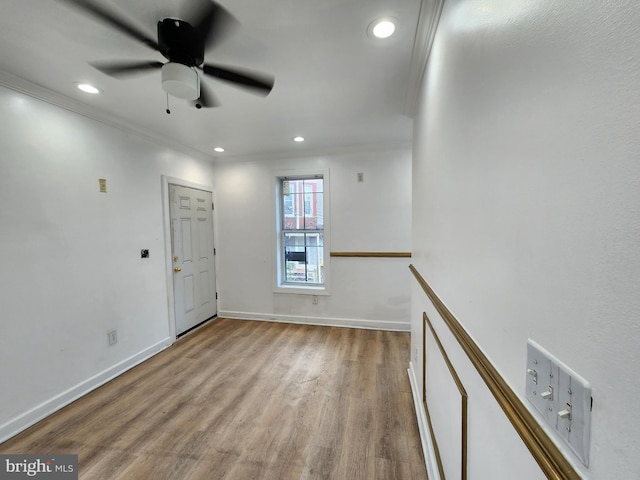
[
  {"x1": 218, "y1": 310, "x2": 410, "y2": 332},
  {"x1": 408, "y1": 361, "x2": 441, "y2": 480},
  {"x1": 0, "y1": 337, "x2": 173, "y2": 444}
]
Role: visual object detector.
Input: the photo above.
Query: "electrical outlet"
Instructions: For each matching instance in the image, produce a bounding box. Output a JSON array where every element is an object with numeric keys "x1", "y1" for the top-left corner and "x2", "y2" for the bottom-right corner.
[
  {"x1": 312, "y1": 295, "x2": 318, "y2": 305},
  {"x1": 108, "y1": 330, "x2": 118, "y2": 346}
]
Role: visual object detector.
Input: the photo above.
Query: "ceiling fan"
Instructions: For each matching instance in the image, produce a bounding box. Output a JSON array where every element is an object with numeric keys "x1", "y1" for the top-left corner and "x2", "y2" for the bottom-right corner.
[{"x1": 59, "y1": 0, "x2": 275, "y2": 110}]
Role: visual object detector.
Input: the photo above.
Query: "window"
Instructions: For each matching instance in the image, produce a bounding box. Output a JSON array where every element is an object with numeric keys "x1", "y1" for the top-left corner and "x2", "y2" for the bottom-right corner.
[{"x1": 276, "y1": 172, "x2": 329, "y2": 291}]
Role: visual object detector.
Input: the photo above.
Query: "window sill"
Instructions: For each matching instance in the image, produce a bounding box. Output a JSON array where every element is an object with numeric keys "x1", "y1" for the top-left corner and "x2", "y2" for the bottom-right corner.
[{"x1": 274, "y1": 285, "x2": 330, "y2": 296}]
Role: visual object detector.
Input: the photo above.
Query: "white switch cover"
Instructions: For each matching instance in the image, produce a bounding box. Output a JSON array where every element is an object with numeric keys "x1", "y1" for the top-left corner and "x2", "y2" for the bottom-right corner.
[
  {"x1": 526, "y1": 339, "x2": 592, "y2": 466},
  {"x1": 526, "y1": 340, "x2": 556, "y2": 424},
  {"x1": 556, "y1": 360, "x2": 592, "y2": 466}
]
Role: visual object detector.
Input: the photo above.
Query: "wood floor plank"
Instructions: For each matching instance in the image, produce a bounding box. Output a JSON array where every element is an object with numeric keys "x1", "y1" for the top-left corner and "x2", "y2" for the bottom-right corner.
[
  {"x1": 300, "y1": 445, "x2": 336, "y2": 480},
  {"x1": 0, "y1": 319, "x2": 428, "y2": 479}
]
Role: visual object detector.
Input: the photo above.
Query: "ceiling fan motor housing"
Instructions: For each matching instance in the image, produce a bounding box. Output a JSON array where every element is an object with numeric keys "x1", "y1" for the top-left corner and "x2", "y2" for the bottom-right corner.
[
  {"x1": 157, "y1": 18, "x2": 205, "y2": 67},
  {"x1": 158, "y1": 18, "x2": 204, "y2": 101}
]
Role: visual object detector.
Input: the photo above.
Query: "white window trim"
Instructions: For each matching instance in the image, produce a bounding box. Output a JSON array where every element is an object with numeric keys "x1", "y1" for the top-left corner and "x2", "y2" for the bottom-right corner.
[{"x1": 273, "y1": 167, "x2": 330, "y2": 295}]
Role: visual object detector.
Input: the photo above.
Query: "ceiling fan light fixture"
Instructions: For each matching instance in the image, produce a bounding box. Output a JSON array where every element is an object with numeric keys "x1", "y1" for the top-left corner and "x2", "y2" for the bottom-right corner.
[
  {"x1": 214, "y1": 147, "x2": 225, "y2": 153},
  {"x1": 161, "y1": 62, "x2": 199, "y2": 100},
  {"x1": 293, "y1": 136, "x2": 305, "y2": 143}
]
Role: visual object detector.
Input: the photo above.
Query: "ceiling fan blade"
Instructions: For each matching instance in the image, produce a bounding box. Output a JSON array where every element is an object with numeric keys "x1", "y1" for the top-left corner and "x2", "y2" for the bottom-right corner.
[
  {"x1": 195, "y1": 80, "x2": 219, "y2": 108},
  {"x1": 202, "y1": 64, "x2": 274, "y2": 96},
  {"x1": 91, "y1": 60, "x2": 163, "y2": 78},
  {"x1": 184, "y1": 0, "x2": 239, "y2": 50},
  {"x1": 58, "y1": 0, "x2": 159, "y2": 51}
]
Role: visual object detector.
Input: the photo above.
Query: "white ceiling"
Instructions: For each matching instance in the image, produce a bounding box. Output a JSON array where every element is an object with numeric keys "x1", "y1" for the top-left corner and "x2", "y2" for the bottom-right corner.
[{"x1": 0, "y1": 0, "x2": 423, "y2": 161}]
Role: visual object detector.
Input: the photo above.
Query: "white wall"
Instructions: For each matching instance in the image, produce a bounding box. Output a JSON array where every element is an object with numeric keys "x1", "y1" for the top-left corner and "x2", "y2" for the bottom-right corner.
[
  {"x1": 212, "y1": 149, "x2": 412, "y2": 331},
  {"x1": 411, "y1": 0, "x2": 640, "y2": 478},
  {"x1": 0, "y1": 84, "x2": 216, "y2": 441},
  {"x1": 0, "y1": 79, "x2": 413, "y2": 442}
]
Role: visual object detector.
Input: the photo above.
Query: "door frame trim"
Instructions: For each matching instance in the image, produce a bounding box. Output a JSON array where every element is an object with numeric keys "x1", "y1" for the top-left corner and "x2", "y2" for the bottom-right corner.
[{"x1": 161, "y1": 175, "x2": 217, "y2": 339}]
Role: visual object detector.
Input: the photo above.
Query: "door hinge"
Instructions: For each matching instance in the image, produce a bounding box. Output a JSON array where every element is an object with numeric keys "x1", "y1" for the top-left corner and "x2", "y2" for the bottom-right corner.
[
  {"x1": 214, "y1": 248, "x2": 216, "y2": 255},
  {"x1": 212, "y1": 202, "x2": 214, "y2": 210},
  {"x1": 215, "y1": 292, "x2": 218, "y2": 299}
]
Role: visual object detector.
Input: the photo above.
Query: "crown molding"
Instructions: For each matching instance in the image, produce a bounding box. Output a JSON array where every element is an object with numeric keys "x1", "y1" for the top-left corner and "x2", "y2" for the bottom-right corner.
[
  {"x1": 213, "y1": 140, "x2": 412, "y2": 165},
  {"x1": 0, "y1": 69, "x2": 216, "y2": 164},
  {"x1": 403, "y1": 0, "x2": 445, "y2": 118},
  {"x1": 1, "y1": 68, "x2": 414, "y2": 165}
]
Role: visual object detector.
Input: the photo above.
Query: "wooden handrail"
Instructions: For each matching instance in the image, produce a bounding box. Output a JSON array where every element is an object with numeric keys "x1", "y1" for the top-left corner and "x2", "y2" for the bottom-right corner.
[
  {"x1": 330, "y1": 251, "x2": 411, "y2": 258},
  {"x1": 409, "y1": 264, "x2": 580, "y2": 480}
]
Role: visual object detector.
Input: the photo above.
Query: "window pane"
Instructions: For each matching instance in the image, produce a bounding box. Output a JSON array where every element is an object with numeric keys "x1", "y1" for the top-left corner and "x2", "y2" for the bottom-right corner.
[
  {"x1": 279, "y1": 176, "x2": 325, "y2": 287},
  {"x1": 283, "y1": 191, "x2": 302, "y2": 229},
  {"x1": 283, "y1": 195, "x2": 293, "y2": 215},
  {"x1": 284, "y1": 233, "x2": 305, "y2": 283},
  {"x1": 282, "y1": 178, "x2": 324, "y2": 231},
  {"x1": 304, "y1": 178, "x2": 323, "y2": 194},
  {"x1": 310, "y1": 192, "x2": 323, "y2": 229},
  {"x1": 283, "y1": 232, "x2": 324, "y2": 284},
  {"x1": 308, "y1": 245, "x2": 324, "y2": 283}
]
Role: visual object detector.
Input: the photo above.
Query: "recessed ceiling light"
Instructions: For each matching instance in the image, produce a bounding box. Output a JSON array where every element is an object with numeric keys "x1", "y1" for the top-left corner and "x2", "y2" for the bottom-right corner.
[
  {"x1": 214, "y1": 147, "x2": 225, "y2": 153},
  {"x1": 369, "y1": 18, "x2": 397, "y2": 39},
  {"x1": 293, "y1": 136, "x2": 305, "y2": 143},
  {"x1": 76, "y1": 83, "x2": 100, "y2": 94}
]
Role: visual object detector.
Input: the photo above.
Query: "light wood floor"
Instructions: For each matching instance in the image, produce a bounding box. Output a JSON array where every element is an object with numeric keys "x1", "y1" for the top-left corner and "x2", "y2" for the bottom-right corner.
[{"x1": 0, "y1": 318, "x2": 427, "y2": 480}]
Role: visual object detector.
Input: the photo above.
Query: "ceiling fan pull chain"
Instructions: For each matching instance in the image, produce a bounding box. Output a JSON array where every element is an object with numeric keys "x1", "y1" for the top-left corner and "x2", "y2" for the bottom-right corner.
[
  {"x1": 195, "y1": 73, "x2": 202, "y2": 109},
  {"x1": 166, "y1": 92, "x2": 171, "y2": 115}
]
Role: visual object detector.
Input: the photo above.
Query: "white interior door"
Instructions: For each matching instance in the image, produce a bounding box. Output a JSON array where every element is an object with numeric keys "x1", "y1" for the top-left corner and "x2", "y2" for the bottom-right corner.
[{"x1": 170, "y1": 184, "x2": 217, "y2": 335}]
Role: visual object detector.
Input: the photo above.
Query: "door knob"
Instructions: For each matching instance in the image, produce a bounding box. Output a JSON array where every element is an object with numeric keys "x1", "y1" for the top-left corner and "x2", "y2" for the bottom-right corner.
[{"x1": 174, "y1": 267, "x2": 182, "y2": 272}]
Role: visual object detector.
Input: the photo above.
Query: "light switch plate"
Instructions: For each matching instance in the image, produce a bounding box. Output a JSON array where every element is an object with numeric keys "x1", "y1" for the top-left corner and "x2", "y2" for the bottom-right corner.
[
  {"x1": 526, "y1": 340, "x2": 556, "y2": 424},
  {"x1": 526, "y1": 339, "x2": 592, "y2": 466},
  {"x1": 556, "y1": 358, "x2": 592, "y2": 466}
]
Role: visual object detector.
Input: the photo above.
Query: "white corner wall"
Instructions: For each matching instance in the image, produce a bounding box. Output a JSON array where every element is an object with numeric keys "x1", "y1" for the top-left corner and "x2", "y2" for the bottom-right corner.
[
  {"x1": 213, "y1": 149, "x2": 412, "y2": 331},
  {"x1": 411, "y1": 0, "x2": 640, "y2": 478},
  {"x1": 0, "y1": 85, "x2": 216, "y2": 442}
]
